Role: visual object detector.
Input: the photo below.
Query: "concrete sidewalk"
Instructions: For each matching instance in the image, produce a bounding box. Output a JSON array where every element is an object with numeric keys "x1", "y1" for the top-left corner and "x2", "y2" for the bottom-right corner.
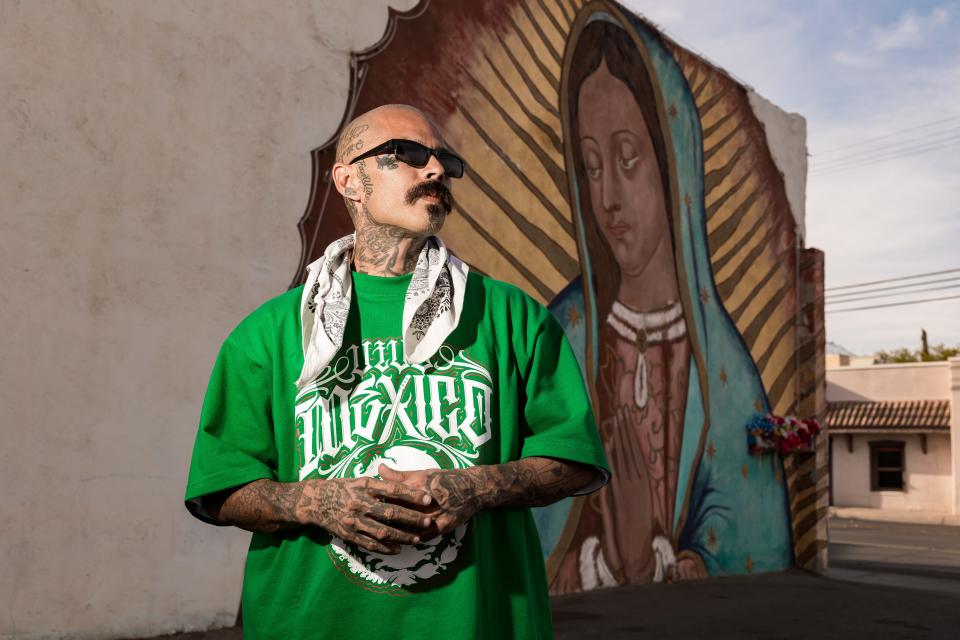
[
  {"x1": 131, "y1": 570, "x2": 960, "y2": 639},
  {"x1": 828, "y1": 516, "x2": 960, "y2": 599},
  {"x1": 830, "y1": 506, "x2": 960, "y2": 527}
]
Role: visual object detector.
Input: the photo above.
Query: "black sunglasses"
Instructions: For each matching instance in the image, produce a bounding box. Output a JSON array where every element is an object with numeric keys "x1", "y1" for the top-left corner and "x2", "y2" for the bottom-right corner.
[{"x1": 349, "y1": 139, "x2": 466, "y2": 179}]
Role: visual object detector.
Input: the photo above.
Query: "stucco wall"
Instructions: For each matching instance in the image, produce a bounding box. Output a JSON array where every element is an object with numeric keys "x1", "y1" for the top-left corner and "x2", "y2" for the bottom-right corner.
[
  {"x1": 949, "y1": 357, "x2": 960, "y2": 514},
  {"x1": 827, "y1": 362, "x2": 952, "y2": 402},
  {"x1": 0, "y1": 1, "x2": 415, "y2": 638},
  {"x1": 746, "y1": 90, "x2": 808, "y2": 240},
  {"x1": 832, "y1": 434, "x2": 953, "y2": 512}
]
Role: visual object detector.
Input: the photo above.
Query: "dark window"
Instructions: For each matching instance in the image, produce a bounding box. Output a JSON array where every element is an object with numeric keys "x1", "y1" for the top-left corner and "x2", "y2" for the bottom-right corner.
[{"x1": 870, "y1": 441, "x2": 905, "y2": 491}]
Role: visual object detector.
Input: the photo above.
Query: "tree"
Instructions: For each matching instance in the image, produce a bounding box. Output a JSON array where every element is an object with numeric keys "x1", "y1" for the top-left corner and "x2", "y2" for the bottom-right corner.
[
  {"x1": 923, "y1": 343, "x2": 960, "y2": 362},
  {"x1": 874, "y1": 330, "x2": 960, "y2": 363},
  {"x1": 874, "y1": 347, "x2": 919, "y2": 364}
]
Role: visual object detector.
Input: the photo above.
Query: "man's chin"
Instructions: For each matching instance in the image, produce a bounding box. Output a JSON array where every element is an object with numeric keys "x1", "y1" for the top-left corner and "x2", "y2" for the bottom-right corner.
[
  {"x1": 423, "y1": 202, "x2": 451, "y2": 231},
  {"x1": 383, "y1": 203, "x2": 449, "y2": 236},
  {"x1": 426, "y1": 203, "x2": 450, "y2": 218}
]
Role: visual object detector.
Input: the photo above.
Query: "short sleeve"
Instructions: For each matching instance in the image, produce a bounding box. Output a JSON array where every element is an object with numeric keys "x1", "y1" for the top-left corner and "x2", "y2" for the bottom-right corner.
[
  {"x1": 518, "y1": 299, "x2": 610, "y2": 494},
  {"x1": 184, "y1": 336, "x2": 277, "y2": 524}
]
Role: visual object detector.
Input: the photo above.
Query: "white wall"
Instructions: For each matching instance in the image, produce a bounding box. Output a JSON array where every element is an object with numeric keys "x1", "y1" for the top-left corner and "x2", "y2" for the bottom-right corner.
[
  {"x1": 950, "y1": 357, "x2": 960, "y2": 514},
  {"x1": 746, "y1": 90, "x2": 808, "y2": 239},
  {"x1": 0, "y1": 2, "x2": 415, "y2": 638},
  {"x1": 827, "y1": 361, "x2": 952, "y2": 402},
  {"x1": 832, "y1": 434, "x2": 953, "y2": 512}
]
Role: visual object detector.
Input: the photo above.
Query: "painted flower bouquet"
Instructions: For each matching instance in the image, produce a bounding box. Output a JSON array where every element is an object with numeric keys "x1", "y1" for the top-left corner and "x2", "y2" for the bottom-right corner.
[{"x1": 747, "y1": 414, "x2": 822, "y2": 455}]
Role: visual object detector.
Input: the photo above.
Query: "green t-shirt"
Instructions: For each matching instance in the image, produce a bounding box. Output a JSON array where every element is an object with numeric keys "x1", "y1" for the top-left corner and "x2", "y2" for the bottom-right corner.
[{"x1": 185, "y1": 270, "x2": 609, "y2": 639}]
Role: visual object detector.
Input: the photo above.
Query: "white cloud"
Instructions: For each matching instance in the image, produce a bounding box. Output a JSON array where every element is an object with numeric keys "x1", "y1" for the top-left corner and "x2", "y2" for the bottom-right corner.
[
  {"x1": 806, "y1": 53, "x2": 960, "y2": 353},
  {"x1": 621, "y1": 0, "x2": 807, "y2": 104},
  {"x1": 637, "y1": 6, "x2": 686, "y2": 29},
  {"x1": 831, "y1": 49, "x2": 878, "y2": 68},
  {"x1": 619, "y1": 0, "x2": 960, "y2": 353},
  {"x1": 833, "y1": 7, "x2": 950, "y2": 71},
  {"x1": 871, "y1": 6, "x2": 949, "y2": 51}
]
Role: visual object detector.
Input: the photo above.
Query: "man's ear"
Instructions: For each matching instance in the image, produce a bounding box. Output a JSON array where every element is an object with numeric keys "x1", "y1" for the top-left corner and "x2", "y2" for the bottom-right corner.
[{"x1": 331, "y1": 162, "x2": 361, "y2": 205}]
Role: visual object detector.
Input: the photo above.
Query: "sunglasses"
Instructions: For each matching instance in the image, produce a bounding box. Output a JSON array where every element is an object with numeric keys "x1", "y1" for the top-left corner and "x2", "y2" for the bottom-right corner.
[{"x1": 349, "y1": 139, "x2": 466, "y2": 179}]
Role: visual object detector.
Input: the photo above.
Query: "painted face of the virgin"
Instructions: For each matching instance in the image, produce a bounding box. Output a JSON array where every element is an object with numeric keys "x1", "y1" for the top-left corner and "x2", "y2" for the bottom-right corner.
[{"x1": 578, "y1": 58, "x2": 670, "y2": 277}]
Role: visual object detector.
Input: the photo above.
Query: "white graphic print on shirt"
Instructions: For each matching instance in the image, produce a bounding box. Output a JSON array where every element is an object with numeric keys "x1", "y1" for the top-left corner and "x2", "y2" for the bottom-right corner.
[{"x1": 294, "y1": 338, "x2": 494, "y2": 587}]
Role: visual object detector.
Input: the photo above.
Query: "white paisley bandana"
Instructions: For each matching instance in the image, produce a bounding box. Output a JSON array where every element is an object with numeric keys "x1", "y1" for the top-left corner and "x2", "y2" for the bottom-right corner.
[{"x1": 295, "y1": 233, "x2": 469, "y2": 389}]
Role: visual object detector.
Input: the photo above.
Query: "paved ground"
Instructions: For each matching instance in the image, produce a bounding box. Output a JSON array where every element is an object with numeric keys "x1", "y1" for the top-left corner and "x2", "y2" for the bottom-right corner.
[
  {"x1": 131, "y1": 571, "x2": 960, "y2": 640},
  {"x1": 551, "y1": 571, "x2": 960, "y2": 639},
  {"x1": 129, "y1": 517, "x2": 960, "y2": 639},
  {"x1": 831, "y1": 506, "x2": 960, "y2": 527},
  {"x1": 828, "y1": 516, "x2": 960, "y2": 595}
]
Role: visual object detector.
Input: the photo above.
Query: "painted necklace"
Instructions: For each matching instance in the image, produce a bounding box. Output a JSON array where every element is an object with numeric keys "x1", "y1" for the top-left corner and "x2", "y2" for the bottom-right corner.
[{"x1": 606, "y1": 299, "x2": 687, "y2": 409}]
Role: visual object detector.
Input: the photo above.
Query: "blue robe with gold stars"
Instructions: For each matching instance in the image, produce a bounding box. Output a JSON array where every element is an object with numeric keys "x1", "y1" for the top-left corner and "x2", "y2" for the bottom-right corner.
[{"x1": 532, "y1": 6, "x2": 792, "y2": 580}]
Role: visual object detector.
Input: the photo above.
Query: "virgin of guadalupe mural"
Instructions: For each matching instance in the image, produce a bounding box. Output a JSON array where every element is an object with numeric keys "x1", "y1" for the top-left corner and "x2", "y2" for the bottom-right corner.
[{"x1": 533, "y1": 3, "x2": 793, "y2": 591}]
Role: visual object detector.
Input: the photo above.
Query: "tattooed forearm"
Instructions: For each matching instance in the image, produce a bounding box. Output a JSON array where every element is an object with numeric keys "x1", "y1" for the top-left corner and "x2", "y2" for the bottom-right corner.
[
  {"x1": 462, "y1": 457, "x2": 597, "y2": 510},
  {"x1": 208, "y1": 477, "x2": 434, "y2": 554},
  {"x1": 209, "y1": 479, "x2": 304, "y2": 534}
]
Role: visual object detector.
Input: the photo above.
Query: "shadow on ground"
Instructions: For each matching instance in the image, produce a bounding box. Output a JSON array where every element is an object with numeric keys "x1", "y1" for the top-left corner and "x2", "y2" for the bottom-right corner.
[{"x1": 130, "y1": 570, "x2": 960, "y2": 639}]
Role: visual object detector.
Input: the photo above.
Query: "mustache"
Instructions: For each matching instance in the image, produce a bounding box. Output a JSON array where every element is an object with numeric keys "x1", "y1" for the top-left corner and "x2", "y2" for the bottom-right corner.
[{"x1": 405, "y1": 180, "x2": 453, "y2": 214}]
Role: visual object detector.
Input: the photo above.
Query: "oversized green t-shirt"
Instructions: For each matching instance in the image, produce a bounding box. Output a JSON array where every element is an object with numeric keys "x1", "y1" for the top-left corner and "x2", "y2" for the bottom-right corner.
[{"x1": 185, "y1": 270, "x2": 609, "y2": 639}]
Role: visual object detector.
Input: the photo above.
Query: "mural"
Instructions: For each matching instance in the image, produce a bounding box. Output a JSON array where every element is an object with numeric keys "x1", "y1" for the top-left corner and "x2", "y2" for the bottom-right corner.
[
  {"x1": 292, "y1": 0, "x2": 826, "y2": 591},
  {"x1": 538, "y1": 6, "x2": 794, "y2": 590}
]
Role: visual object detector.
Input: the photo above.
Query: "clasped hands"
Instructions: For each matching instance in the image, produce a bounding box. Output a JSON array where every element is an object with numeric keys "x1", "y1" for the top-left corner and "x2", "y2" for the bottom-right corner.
[{"x1": 298, "y1": 465, "x2": 482, "y2": 555}]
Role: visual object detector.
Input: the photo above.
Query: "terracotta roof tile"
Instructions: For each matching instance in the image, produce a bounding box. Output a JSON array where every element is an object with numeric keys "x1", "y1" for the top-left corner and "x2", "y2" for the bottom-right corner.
[{"x1": 826, "y1": 400, "x2": 950, "y2": 433}]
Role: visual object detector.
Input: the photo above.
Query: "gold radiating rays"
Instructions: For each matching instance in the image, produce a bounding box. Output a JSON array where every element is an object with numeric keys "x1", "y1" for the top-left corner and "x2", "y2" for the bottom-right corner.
[
  {"x1": 678, "y1": 52, "x2": 799, "y2": 416},
  {"x1": 439, "y1": 0, "x2": 798, "y2": 416},
  {"x1": 795, "y1": 250, "x2": 829, "y2": 572},
  {"x1": 782, "y1": 448, "x2": 825, "y2": 570},
  {"x1": 440, "y1": 0, "x2": 581, "y2": 300}
]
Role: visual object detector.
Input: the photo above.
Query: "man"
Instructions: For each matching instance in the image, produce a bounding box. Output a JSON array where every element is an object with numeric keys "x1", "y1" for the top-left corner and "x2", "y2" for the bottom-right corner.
[{"x1": 185, "y1": 104, "x2": 609, "y2": 639}]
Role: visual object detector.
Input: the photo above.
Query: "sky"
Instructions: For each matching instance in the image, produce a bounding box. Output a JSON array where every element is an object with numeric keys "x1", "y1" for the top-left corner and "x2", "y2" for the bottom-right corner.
[{"x1": 621, "y1": 0, "x2": 960, "y2": 356}]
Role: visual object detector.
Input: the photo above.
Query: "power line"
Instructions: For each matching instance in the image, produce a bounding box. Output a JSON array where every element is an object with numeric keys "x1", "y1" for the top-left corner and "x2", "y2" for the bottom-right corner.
[
  {"x1": 812, "y1": 134, "x2": 960, "y2": 173},
  {"x1": 811, "y1": 126, "x2": 960, "y2": 168},
  {"x1": 826, "y1": 267, "x2": 960, "y2": 292},
  {"x1": 826, "y1": 283, "x2": 960, "y2": 305},
  {"x1": 815, "y1": 115, "x2": 960, "y2": 156},
  {"x1": 825, "y1": 294, "x2": 960, "y2": 314},
  {"x1": 810, "y1": 135, "x2": 960, "y2": 176},
  {"x1": 825, "y1": 275, "x2": 960, "y2": 299}
]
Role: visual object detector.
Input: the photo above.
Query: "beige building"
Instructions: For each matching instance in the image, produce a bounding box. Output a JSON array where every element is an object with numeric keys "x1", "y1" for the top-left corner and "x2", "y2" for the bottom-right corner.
[
  {"x1": 827, "y1": 358, "x2": 960, "y2": 514},
  {"x1": 825, "y1": 353, "x2": 877, "y2": 368}
]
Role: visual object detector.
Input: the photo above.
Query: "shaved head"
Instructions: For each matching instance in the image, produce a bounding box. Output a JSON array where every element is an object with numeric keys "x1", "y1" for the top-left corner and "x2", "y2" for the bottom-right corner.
[
  {"x1": 335, "y1": 104, "x2": 444, "y2": 163},
  {"x1": 329, "y1": 103, "x2": 456, "y2": 276}
]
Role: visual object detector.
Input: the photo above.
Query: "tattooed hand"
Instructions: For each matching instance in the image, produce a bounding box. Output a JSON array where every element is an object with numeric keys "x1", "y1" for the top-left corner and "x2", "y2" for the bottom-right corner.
[
  {"x1": 301, "y1": 477, "x2": 437, "y2": 554},
  {"x1": 212, "y1": 477, "x2": 434, "y2": 555},
  {"x1": 379, "y1": 466, "x2": 482, "y2": 535},
  {"x1": 379, "y1": 457, "x2": 597, "y2": 535}
]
